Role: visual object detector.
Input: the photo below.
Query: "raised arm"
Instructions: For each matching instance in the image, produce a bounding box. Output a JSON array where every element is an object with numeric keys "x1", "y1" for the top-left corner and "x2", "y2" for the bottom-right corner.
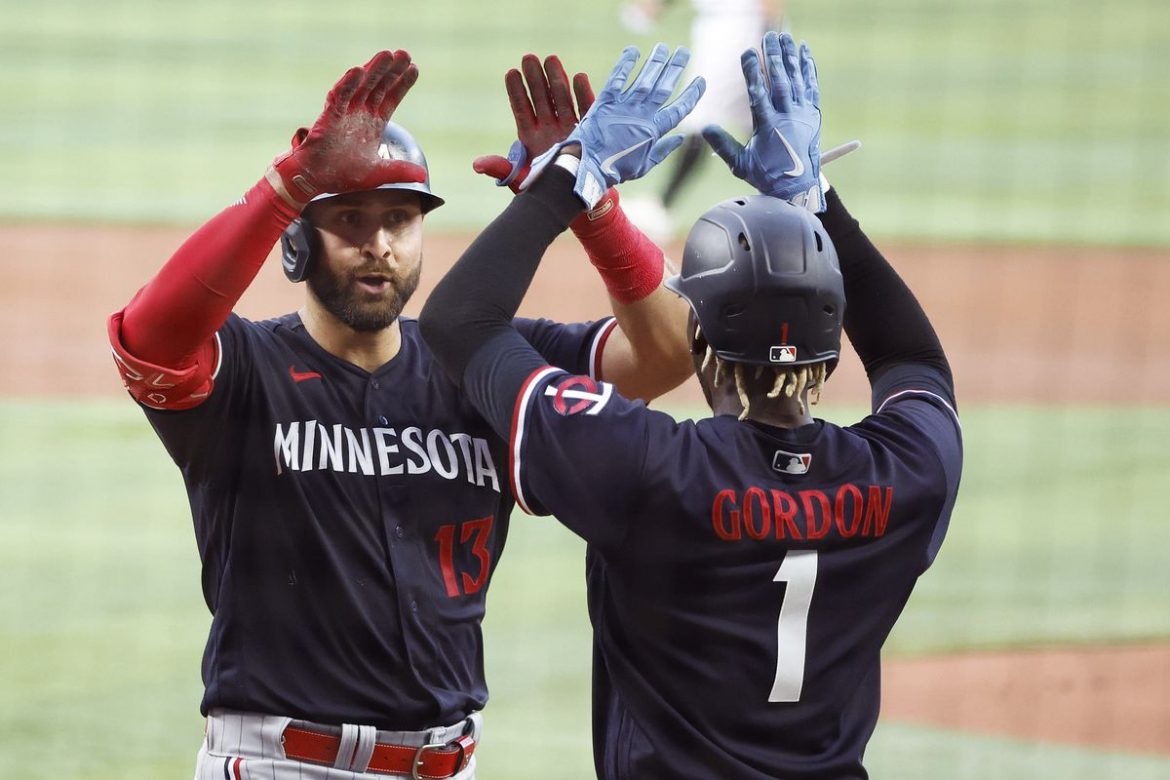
[
  {"x1": 107, "y1": 50, "x2": 422, "y2": 409},
  {"x1": 422, "y1": 44, "x2": 705, "y2": 435},
  {"x1": 702, "y1": 32, "x2": 951, "y2": 398},
  {"x1": 818, "y1": 190, "x2": 950, "y2": 384},
  {"x1": 471, "y1": 53, "x2": 691, "y2": 402}
]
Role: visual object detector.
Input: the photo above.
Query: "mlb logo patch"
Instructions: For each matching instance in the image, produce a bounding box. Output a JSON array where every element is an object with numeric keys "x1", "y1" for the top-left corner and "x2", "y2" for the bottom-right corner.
[
  {"x1": 769, "y1": 345, "x2": 797, "y2": 363},
  {"x1": 772, "y1": 449, "x2": 812, "y2": 475}
]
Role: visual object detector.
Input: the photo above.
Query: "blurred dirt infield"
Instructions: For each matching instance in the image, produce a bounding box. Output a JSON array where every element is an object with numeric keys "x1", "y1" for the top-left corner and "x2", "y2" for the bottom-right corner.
[
  {"x1": 5, "y1": 225, "x2": 1169, "y2": 405},
  {"x1": 3, "y1": 223, "x2": 1168, "y2": 756}
]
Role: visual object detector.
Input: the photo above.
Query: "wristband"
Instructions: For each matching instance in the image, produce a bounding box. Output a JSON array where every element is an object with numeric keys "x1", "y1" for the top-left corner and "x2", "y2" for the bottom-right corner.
[
  {"x1": 570, "y1": 188, "x2": 664, "y2": 305},
  {"x1": 553, "y1": 153, "x2": 581, "y2": 177}
]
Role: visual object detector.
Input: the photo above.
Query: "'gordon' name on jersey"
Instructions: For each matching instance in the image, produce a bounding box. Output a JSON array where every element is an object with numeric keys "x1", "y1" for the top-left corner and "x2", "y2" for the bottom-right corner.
[{"x1": 711, "y1": 483, "x2": 894, "y2": 542}]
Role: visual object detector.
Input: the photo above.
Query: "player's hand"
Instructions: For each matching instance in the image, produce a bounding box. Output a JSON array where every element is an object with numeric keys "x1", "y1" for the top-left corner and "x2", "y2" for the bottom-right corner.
[
  {"x1": 473, "y1": 54, "x2": 596, "y2": 192},
  {"x1": 703, "y1": 32, "x2": 826, "y2": 212},
  {"x1": 521, "y1": 43, "x2": 706, "y2": 209},
  {"x1": 267, "y1": 50, "x2": 425, "y2": 208}
]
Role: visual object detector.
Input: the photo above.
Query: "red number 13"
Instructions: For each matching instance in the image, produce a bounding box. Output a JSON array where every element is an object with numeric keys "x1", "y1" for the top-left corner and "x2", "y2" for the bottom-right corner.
[{"x1": 434, "y1": 515, "x2": 494, "y2": 597}]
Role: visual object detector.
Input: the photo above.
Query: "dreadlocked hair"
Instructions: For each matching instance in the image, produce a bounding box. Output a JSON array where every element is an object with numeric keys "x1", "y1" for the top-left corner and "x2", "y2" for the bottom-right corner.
[{"x1": 705, "y1": 347, "x2": 828, "y2": 420}]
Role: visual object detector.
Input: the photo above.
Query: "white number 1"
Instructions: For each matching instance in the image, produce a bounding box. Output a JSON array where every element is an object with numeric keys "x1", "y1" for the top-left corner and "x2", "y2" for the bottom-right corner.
[{"x1": 770, "y1": 549, "x2": 818, "y2": 702}]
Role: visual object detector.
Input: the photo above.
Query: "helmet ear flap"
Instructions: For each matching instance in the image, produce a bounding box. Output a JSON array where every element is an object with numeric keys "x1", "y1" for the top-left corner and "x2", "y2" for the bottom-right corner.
[{"x1": 281, "y1": 217, "x2": 319, "y2": 283}]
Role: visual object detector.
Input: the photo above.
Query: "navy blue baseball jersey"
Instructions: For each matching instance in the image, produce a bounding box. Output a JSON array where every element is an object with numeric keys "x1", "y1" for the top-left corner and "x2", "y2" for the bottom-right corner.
[
  {"x1": 135, "y1": 312, "x2": 617, "y2": 730},
  {"x1": 502, "y1": 360, "x2": 961, "y2": 779}
]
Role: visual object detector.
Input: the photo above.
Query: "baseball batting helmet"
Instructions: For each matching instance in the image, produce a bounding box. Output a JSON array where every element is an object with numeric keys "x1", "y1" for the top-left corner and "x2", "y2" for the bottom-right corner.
[
  {"x1": 664, "y1": 195, "x2": 844, "y2": 371},
  {"x1": 280, "y1": 121, "x2": 445, "y2": 283}
]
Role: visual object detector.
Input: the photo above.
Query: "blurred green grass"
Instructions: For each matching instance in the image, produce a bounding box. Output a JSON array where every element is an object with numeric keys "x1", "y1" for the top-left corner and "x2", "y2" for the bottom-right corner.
[
  {"x1": 3, "y1": 2, "x2": 1168, "y2": 776},
  {"x1": 1, "y1": 0, "x2": 1167, "y2": 244},
  {"x1": 1, "y1": 399, "x2": 1167, "y2": 778}
]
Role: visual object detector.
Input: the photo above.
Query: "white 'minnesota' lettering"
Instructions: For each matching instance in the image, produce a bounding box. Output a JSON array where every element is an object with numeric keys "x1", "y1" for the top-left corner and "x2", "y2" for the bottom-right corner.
[
  {"x1": 345, "y1": 427, "x2": 374, "y2": 475},
  {"x1": 428, "y1": 429, "x2": 458, "y2": 479},
  {"x1": 274, "y1": 422, "x2": 300, "y2": 474},
  {"x1": 319, "y1": 423, "x2": 344, "y2": 471},
  {"x1": 402, "y1": 427, "x2": 428, "y2": 474},
  {"x1": 474, "y1": 438, "x2": 500, "y2": 492},
  {"x1": 302, "y1": 420, "x2": 317, "y2": 471},
  {"x1": 373, "y1": 428, "x2": 403, "y2": 475},
  {"x1": 450, "y1": 434, "x2": 476, "y2": 484},
  {"x1": 273, "y1": 421, "x2": 500, "y2": 492}
]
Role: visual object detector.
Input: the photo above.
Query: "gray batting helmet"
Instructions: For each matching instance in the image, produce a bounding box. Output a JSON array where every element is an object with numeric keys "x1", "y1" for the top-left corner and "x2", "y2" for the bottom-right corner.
[
  {"x1": 280, "y1": 121, "x2": 444, "y2": 283},
  {"x1": 664, "y1": 195, "x2": 844, "y2": 371}
]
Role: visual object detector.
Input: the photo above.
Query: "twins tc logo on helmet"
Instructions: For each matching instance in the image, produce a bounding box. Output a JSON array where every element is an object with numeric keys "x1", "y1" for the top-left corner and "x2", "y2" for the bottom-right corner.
[{"x1": 544, "y1": 376, "x2": 613, "y2": 416}]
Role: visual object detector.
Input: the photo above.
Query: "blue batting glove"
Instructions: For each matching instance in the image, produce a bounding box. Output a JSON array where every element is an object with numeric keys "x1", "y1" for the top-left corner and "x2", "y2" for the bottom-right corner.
[
  {"x1": 522, "y1": 43, "x2": 706, "y2": 208},
  {"x1": 496, "y1": 140, "x2": 528, "y2": 187},
  {"x1": 703, "y1": 32, "x2": 825, "y2": 212}
]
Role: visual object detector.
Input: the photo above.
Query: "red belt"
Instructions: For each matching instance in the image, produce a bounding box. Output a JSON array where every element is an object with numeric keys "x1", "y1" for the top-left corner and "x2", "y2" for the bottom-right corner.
[{"x1": 282, "y1": 725, "x2": 475, "y2": 779}]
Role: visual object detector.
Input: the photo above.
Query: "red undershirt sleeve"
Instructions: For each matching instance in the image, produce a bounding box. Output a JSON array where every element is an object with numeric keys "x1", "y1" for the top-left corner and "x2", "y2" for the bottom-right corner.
[{"x1": 107, "y1": 176, "x2": 300, "y2": 409}]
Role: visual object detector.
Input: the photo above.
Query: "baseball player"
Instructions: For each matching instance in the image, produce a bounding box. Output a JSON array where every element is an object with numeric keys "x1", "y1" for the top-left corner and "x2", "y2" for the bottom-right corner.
[
  {"x1": 107, "y1": 49, "x2": 691, "y2": 779},
  {"x1": 421, "y1": 33, "x2": 963, "y2": 779},
  {"x1": 620, "y1": 0, "x2": 783, "y2": 241}
]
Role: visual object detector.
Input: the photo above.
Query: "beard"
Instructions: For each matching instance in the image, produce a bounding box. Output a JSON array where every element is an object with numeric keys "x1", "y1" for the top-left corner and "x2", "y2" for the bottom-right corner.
[{"x1": 307, "y1": 258, "x2": 422, "y2": 333}]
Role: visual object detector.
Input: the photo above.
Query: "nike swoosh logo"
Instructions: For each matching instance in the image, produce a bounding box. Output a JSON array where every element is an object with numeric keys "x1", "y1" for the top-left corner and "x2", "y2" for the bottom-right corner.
[
  {"x1": 774, "y1": 130, "x2": 805, "y2": 177},
  {"x1": 600, "y1": 138, "x2": 653, "y2": 176},
  {"x1": 289, "y1": 365, "x2": 322, "y2": 383}
]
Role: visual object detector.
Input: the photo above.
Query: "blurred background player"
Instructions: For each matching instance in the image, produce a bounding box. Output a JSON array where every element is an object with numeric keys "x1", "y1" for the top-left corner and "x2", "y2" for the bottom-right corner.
[
  {"x1": 618, "y1": 0, "x2": 784, "y2": 242},
  {"x1": 422, "y1": 34, "x2": 962, "y2": 778},
  {"x1": 106, "y1": 49, "x2": 690, "y2": 780}
]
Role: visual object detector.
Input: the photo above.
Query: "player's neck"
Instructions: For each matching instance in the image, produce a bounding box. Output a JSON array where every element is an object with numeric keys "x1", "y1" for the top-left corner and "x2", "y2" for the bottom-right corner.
[
  {"x1": 742, "y1": 405, "x2": 815, "y2": 429},
  {"x1": 711, "y1": 388, "x2": 814, "y2": 429},
  {"x1": 299, "y1": 305, "x2": 403, "y2": 373}
]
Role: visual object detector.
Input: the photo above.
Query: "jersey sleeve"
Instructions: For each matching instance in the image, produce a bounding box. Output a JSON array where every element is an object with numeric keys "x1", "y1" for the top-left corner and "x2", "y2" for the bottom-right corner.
[
  {"x1": 131, "y1": 315, "x2": 252, "y2": 473},
  {"x1": 513, "y1": 316, "x2": 618, "y2": 380},
  {"x1": 459, "y1": 326, "x2": 654, "y2": 550},
  {"x1": 861, "y1": 362, "x2": 963, "y2": 566},
  {"x1": 506, "y1": 366, "x2": 656, "y2": 551}
]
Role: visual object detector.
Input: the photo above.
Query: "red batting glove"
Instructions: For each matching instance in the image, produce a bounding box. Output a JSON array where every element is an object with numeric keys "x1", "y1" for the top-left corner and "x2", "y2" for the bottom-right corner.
[
  {"x1": 474, "y1": 53, "x2": 662, "y2": 304},
  {"x1": 473, "y1": 54, "x2": 595, "y2": 192},
  {"x1": 471, "y1": 154, "x2": 525, "y2": 193},
  {"x1": 268, "y1": 50, "x2": 426, "y2": 208}
]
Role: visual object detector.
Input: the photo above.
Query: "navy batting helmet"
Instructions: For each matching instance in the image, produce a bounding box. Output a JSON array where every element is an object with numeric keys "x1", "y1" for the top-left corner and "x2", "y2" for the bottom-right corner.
[
  {"x1": 280, "y1": 121, "x2": 444, "y2": 283},
  {"x1": 664, "y1": 195, "x2": 844, "y2": 371}
]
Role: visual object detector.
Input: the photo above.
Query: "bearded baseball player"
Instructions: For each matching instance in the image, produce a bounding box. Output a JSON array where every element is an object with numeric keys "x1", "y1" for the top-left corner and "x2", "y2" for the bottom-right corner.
[
  {"x1": 107, "y1": 49, "x2": 692, "y2": 779},
  {"x1": 421, "y1": 33, "x2": 962, "y2": 779}
]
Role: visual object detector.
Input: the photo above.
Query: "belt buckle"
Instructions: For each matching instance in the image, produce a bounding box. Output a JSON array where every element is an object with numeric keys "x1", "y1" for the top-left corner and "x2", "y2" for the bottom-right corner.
[{"x1": 411, "y1": 738, "x2": 459, "y2": 780}]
